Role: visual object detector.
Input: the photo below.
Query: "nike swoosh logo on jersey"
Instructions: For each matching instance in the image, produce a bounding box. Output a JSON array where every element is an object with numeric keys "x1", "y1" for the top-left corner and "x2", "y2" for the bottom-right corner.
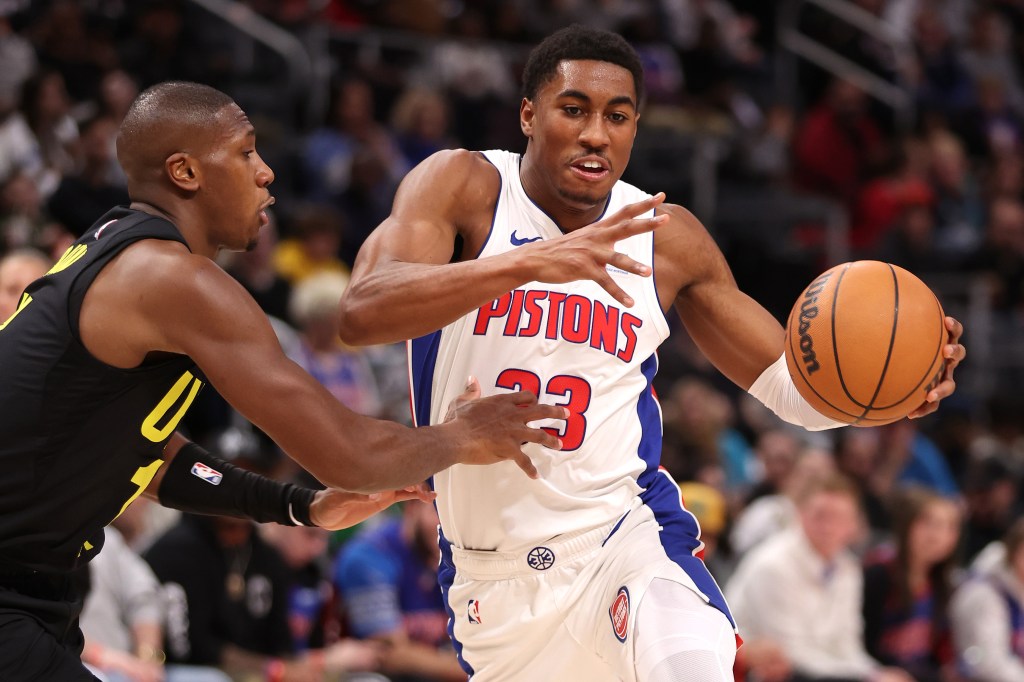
[{"x1": 510, "y1": 230, "x2": 543, "y2": 246}]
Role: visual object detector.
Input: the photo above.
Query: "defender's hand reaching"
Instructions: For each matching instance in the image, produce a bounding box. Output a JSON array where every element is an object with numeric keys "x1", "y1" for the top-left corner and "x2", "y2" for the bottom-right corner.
[
  {"x1": 519, "y1": 193, "x2": 668, "y2": 308},
  {"x1": 309, "y1": 482, "x2": 435, "y2": 530},
  {"x1": 443, "y1": 376, "x2": 567, "y2": 479}
]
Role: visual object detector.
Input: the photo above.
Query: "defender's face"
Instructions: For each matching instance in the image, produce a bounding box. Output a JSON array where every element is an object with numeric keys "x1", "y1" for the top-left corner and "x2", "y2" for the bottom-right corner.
[
  {"x1": 521, "y1": 60, "x2": 638, "y2": 209},
  {"x1": 201, "y1": 105, "x2": 275, "y2": 251}
]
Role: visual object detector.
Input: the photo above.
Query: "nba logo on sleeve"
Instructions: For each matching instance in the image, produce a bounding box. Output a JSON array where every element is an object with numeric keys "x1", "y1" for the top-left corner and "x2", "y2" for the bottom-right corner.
[
  {"x1": 609, "y1": 586, "x2": 630, "y2": 643},
  {"x1": 190, "y1": 461, "x2": 223, "y2": 485},
  {"x1": 468, "y1": 599, "x2": 482, "y2": 624}
]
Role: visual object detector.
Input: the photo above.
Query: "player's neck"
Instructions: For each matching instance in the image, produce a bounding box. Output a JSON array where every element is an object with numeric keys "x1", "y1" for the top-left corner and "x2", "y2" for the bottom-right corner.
[{"x1": 519, "y1": 152, "x2": 607, "y2": 232}]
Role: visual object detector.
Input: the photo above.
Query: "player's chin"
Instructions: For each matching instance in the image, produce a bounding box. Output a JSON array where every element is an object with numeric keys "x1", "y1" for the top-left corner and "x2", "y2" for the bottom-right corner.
[{"x1": 556, "y1": 183, "x2": 609, "y2": 208}]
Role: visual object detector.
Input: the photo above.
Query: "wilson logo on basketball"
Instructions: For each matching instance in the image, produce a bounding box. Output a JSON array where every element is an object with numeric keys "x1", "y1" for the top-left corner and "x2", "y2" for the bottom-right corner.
[
  {"x1": 797, "y1": 272, "x2": 832, "y2": 374},
  {"x1": 609, "y1": 586, "x2": 630, "y2": 642}
]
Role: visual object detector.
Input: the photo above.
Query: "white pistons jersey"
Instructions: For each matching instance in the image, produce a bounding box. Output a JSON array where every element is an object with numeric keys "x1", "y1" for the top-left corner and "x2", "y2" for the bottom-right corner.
[{"x1": 409, "y1": 149, "x2": 671, "y2": 552}]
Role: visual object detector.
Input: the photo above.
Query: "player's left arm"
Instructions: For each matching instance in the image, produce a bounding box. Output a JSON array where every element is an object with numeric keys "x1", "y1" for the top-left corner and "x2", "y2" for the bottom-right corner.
[
  {"x1": 658, "y1": 203, "x2": 786, "y2": 390},
  {"x1": 144, "y1": 433, "x2": 434, "y2": 530},
  {"x1": 659, "y1": 203, "x2": 965, "y2": 418}
]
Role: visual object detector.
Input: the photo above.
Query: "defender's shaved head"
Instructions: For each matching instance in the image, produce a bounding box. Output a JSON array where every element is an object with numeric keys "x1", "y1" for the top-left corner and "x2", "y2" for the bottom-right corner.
[{"x1": 117, "y1": 81, "x2": 237, "y2": 192}]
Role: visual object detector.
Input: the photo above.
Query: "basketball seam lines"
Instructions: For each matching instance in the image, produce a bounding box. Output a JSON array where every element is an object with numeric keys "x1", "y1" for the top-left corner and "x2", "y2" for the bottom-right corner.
[{"x1": 853, "y1": 264, "x2": 900, "y2": 423}]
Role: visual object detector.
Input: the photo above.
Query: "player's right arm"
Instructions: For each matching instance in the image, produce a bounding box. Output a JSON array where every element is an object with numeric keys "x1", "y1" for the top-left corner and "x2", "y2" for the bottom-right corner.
[
  {"x1": 337, "y1": 149, "x2": 665, "y2": 345},
  {"x1": 79, "y1": 239, "x2": 564, "y2": 491}
]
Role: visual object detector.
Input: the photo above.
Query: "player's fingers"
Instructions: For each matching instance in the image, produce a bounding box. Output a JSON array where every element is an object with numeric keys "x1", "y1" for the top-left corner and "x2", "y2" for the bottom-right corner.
[
  {"x1": 923, "y1": 378, "x2": 955, "y2": 406},
  {"x1": 908, "y1": 401, "x2": 938, "y2": 419},
  {"x1": 393, "y1": 487, "x2": 436, "y2": 504},
  {"x1": 614, "y1": 214, "x2": 668, "y2": 240},
  {"x1": 607, "y1": 251, "x2": 652, "y2": 277},
  {"x1": 518, "y1": 403, "x2": 570, "y2": 423},
  {"x1": 593, "y1": 271, "x2": 635, "y2": 308},
  {"x1": 944, "y1": 343, "x2": 966, "y2": 366},
  {"x1": 507, "y1": 389, "x2": 540, "y2": 406},
  {"x1": 510, "y1": 450, "x2": 540, "y2": 479},
  {"x1": 602, "y1": 192, "x2": 665, "y2": 224},
  {"x1": 520, "y1": 424, "x2": 562, "y2": 450},
  {"x1": 944, "y1": 315, "x2": 964, "y2": 342}
]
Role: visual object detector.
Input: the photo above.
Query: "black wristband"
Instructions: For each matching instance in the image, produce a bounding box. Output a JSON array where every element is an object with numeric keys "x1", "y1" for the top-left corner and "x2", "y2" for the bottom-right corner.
[{"x1": 158, "y1": 443, "x2": 317, "y2": 527}]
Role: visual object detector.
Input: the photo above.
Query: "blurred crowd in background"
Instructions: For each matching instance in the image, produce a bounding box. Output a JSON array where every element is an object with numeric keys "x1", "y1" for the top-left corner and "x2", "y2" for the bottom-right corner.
[{"x1": 5, "y1": 0, "x2": 1024, "y2": 680}]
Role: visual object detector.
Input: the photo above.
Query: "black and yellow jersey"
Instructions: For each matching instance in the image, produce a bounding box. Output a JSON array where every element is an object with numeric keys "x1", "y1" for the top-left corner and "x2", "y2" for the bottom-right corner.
[{"x1": 0, "y1": 206, "x2": 205, "y2": 572}]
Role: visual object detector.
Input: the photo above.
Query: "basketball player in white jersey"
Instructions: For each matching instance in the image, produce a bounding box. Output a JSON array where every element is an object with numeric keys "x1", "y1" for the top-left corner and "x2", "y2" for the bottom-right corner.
[{"x1": 337, "y1": 25, "x2": 966, "y2": 681}]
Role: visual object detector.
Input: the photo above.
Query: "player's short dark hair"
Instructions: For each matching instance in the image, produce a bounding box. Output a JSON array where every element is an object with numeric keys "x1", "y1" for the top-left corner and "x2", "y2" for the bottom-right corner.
[
  {"x1": 118, "y1": 81, "x2": 235, "y2": 151},
  {"x1": 117, "y1": 81, "x2": 238, "y2": 179},
  {"x1": 521, "y1": 24, "x2": 644, "y2": 106}
]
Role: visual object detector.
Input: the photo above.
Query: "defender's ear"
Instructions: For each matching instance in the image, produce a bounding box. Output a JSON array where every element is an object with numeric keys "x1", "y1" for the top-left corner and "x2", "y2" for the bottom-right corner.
[{"x1": 166, "y1": 152, "x2": 200, "y2": 192}]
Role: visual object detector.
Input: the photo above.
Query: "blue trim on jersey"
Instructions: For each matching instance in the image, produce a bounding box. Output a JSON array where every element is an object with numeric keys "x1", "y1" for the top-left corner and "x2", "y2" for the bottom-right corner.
[
  {"x1": 410, "y1": 331, "x2": 442, "y2": 428},
  {"x1": 633, "y1": 354, "x2": 735, "y2": 627},
  {"x1": 438, "y1": 530, "x2": 475, "y2": 676},
  {"x1": 635, "y1": 353, "x2": 662, "y2": 488},
  {"x1": 641, "y1": 472, "x2": 737, "y2": 628},
  {"x1": 474, "y1": 153, "x2": 503, "y2": 259},
  {"x1": 649, "y1": 218, "x2": 673, "y2": 327}
]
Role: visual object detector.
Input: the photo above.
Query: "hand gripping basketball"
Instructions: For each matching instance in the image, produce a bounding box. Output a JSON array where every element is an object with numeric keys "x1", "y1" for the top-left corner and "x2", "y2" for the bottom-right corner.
[{"x1": 443, "y1": 376, "x2": 567, "y2": 479}]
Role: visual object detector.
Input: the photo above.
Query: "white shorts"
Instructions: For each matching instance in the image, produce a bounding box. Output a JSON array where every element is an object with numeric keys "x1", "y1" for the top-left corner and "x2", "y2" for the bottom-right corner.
[{"x1": 438, "y1": 477, "x2": 737, "y2": 681}]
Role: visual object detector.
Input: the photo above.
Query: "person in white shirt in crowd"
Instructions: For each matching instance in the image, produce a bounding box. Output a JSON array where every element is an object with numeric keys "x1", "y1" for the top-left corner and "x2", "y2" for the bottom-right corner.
[
  {"x1": 950, "y1": 518, "x2": 1024, "y2": 682},
  {"x1": 726, "y1": 473, "x2": 913, "y2": 682}
]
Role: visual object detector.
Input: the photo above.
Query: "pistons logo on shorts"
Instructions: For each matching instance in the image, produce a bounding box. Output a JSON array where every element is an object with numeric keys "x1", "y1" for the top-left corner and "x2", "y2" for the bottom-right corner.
[{"x1": 609, "y1": 586, "x2": 630, "y2": 643}]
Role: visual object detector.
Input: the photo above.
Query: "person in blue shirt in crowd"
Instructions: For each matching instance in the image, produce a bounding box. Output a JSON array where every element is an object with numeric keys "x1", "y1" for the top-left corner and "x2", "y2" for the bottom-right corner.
[{"x1": 335, "y1": 500, "x2": 465, "y2": 682}]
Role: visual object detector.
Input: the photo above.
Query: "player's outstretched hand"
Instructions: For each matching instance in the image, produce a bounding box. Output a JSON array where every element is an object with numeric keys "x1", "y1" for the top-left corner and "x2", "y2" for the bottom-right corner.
[
  {"x1": 443, "y1": 376, "x2": 567, "y2": 479},
  {"x1": 521, "y1": 192, "x2": 668, "y2": 308},
  {"x1": 309, "y1": 482, "x2": 435, "y2": 530},
  {"x1": 908, "y1": 315, "x2": 966, "y2": 419}
]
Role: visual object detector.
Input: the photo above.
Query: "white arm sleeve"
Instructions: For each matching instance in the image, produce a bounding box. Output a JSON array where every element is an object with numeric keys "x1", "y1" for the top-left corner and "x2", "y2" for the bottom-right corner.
[{"x1": 747, "y1": 353, "x2": 847, "y2": 431}]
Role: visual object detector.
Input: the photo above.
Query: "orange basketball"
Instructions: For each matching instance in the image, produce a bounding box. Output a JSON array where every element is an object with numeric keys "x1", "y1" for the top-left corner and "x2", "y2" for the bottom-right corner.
[{"x1": 784, "y1": 261, "x2": 947, "y2": 426}]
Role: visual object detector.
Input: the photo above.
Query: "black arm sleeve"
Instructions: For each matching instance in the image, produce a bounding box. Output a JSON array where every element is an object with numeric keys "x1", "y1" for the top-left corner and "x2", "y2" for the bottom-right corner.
[{"x1": 158, "y1": 443, "x2": 317, "y2": 526}]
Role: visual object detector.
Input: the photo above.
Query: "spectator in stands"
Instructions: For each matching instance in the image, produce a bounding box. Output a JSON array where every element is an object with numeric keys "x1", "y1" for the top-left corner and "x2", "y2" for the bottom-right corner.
[
  {"x1": 744, "y1": 428, "x2": 801, "y2": 504},
  {"x1": 726, "y1": 473, "x2": 913, "y2": 682},
  {"x1": 47, "y1": 114, "x2": 129, "y2": 237},
  {"x1": 836, "y1": 428, "x2": 892, "y2": 536},
  {"x1": 927, "y1": 130, "x2": 985, "y2": 258},
  {"x1": 862, "y1": 487, "x2": 961, "y2": 681},
  {"x1": 950, "y1": 518, "x2": 1024, "y2": 681},
  {"x1": 288, "y1": 272, "x2": 382, "y2": 417},
  {"x1": 0, "y1": 246, "x2": 49, "y2": 319},
  {"x1": 793, "y1": 78, "x2": 886, "y2": 207},
  {"x1": 390, "y1": 87, "x2": 455, "y2": 166},
  {"x1": 335, "y1": 500, "x2": 463, "y2": 682},
  {"x1": 912, "y1": 6, "x2": 976, "y2": 121},
  {"x1": 79, "y1": 526, "x2": 166, "y2": 682},
  {"x1": 960, "y1": 457, "x2": 1020, "y2": 564},
  {"x1": 226, "y1": 209, "x2": 293, "y2": 325},
  {"x1": 146, "y1": 512, "x2": 381, "y2": 681},
  {"x1": 730, "y1": 444, "x2": 836, "y2": 557},
  {"x1": 272, "y1": 204, "x2": 348, "y2": 285},
  {"x1": 966, "y1": 197, "x2": 1024, "y2": 312},
  {"x1": 28, "y1": 0, "x2": 116, "y2": 101},
  {"x1": 0, "y1": 7, "x2": 36, "y2": 121},
  {"x1": 301, "y1": 77, "x2": 408, "y2": 209},
  {"x1": 17, "y1": 68, "x2": 79, "y2": 199},
  {"x1": 261, "y1": 521, "x2": 383, "y2": 674}
]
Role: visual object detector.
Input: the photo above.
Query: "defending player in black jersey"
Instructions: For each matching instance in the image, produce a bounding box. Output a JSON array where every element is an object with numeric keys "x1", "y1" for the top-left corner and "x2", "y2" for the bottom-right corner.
[{"x1": 0, "y1": 81, "x2": 565, "y2": 680}]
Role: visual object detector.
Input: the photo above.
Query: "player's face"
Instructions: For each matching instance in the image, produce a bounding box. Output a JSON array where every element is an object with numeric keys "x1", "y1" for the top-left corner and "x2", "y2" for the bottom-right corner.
[
  {"x1": 201, "y1": 105, "x2": 275, "y2": 251},
  {"x1": 521, "y1": 59, "x2": 638, "y2": 211}
]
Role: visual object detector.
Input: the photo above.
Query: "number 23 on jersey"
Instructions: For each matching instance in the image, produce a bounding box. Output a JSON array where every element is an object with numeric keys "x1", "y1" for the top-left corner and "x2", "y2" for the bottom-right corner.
[{"x1": 495, "y1": 369, "x2": 592, "y2": 450}]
